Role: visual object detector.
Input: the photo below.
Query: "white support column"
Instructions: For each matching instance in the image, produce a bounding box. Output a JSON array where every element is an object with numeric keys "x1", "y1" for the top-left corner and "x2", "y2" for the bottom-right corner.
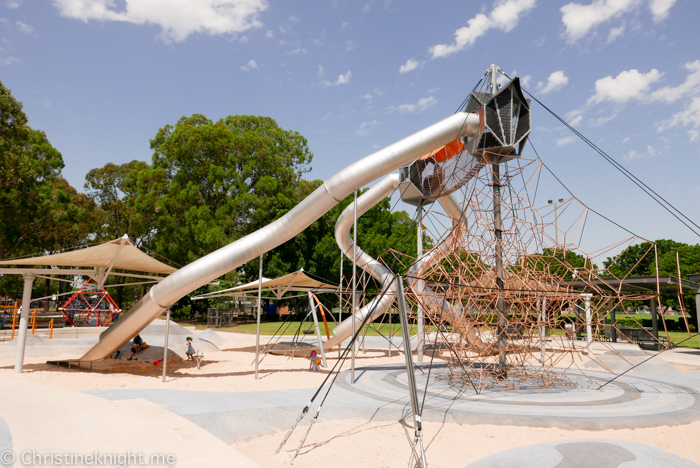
[
  {"x1": 416, "y1": 205, "x2": 424, "y2": 363},
  {"x1": 15, "y1": 273, "x2": 36, "y2": 373},
  {"x1": 339, "y1": 254, "x2": 343, "y2": 323},
  {"x1": 162, "y1": 309, "x2": 170, "y2": 383},
  {"x1": 308, "y1": 292, "x2": 327, "y2": 367},
  {"x1": 584, "y1": 294, "x2": 592, "y2": 348},
  {"x1": 696, "y1": 289, "x2": 700, "y2": 349},
  {"x1": 254, "y1": 255, "x2": 263, "y2": 380},
  {"x1": 351, "y1": 190, "x2": 358, "y2": 384},
  {"x1": 540, "y1": 298, "x2": 546, "y2": 365}
]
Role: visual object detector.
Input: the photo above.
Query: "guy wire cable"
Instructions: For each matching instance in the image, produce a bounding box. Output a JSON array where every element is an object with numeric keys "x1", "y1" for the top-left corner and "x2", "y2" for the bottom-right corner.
[
  {"x1": 596, "y1": 332, "x2": 699, "y2": 390},
  {"x1": 500, "y1": 70, "x2": 700, "y2": 238},
  {"x1": 277, "y1": 279, "x2": 398, "y2": 454}
]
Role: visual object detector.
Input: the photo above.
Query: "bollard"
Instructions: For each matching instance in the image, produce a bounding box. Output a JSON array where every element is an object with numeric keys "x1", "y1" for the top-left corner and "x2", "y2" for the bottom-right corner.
[{"x1": 11, "y1": 302, "x2": 17, "y2": 340}]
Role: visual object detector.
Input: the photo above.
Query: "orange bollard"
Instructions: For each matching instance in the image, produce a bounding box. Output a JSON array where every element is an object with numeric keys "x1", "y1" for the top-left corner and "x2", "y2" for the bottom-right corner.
[
  {"x1": 11, "y1": 302, "x2": 17, "y2": 340},
  {"x1": 49, "y1": 318, "x2": 54, "y2": 339},
  {"x1": 31, "y1": 309, "x2": 37, "y2": 335}
]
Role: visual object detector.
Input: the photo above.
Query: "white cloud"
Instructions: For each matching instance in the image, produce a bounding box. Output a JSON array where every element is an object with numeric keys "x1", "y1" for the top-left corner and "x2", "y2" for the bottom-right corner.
[
  {"x1": 279, "y1": 25, "x2": 286, "y2": 33},
  {"x1": 568, "y1": 61, "x2": 700, "y2": 133},
  {"x1": 649, "y1": 0, "x2": 676, "y2": 22},
  {"x1": 240, "y1": 59, "x2": 258, "y2": 71},
  {"x1": 587, "y1": 68, "x2": 663, "y2": 104},
  {"x1": 623, "y1": 145, "x2": 658, "y2": 162},
  {"x1": 688, "y1": 130, "x2": 699, "y2": 142},
  {"x1": 361, "y1": 93, "x2": 373, "y2": 101},
  {"x1": 537, "y1": 70, "x2": 569, "y2": 94},
  {"x1": 239, "y1": 35, "x2": 248, "y2": 43},
  {"x1": 321, "y1": 71, "x2": 351, "y2": 87},
  {"x1": 286, "y1": 48, "x2": 307, "y2": 55},
  {"x1": 427, "y1": 87, "x2": 440, "y2": 94},
  {"x1": 556, "y1": 135, "x2": 577, "y2": 146},
  {"x1": 429, "y1": 0, "x2": 535, "y2": 59},
  {"x1": 399, "y1": 58, "x2": 419, "y2": 74},
  {"x1": 560, "y1": 0, "x2": 638, "y2": 44},
  {"x1": 561, "y1": 0, "x2": 675, "y2": 43},
  {"x1": 53, "y1": 0, "x2": 268, "y2": 43},
  {"x1": 520, "y1": 74, "x2": 532, "y2": 88},
  {"x1": 317, "y1": 65, "x2": 324, "y2": 78},
  {"x1": 588, "y1": 114, "x2": 617, "y2": 126},
  {"x1": 265, "y1": 29, "x2": 273, "y2": 38},
  {"x1": 357, "y1": 120, "x2": 378, "y2": 136},
  {"x1": 570, "y1": 115, "x2": 583, "y2": 126},
  {"x1": 388, "y1": 96, "x2": 437, "y2": 114},
  {"x1": 336, "y1": 71, "x2": 351, "y2": 85},
  {"x1": 659, "y1": 96, "x2": 700, "y2": 131},
  {"x1": 607, "y1": 23, "x2": 625, "y2": 43},
  {"x1": 0, "y1": 56, "x2": 19, "y2": 65},
  {"x1": 649, "y1": 60, "x2": 700, "y2": 103},
  {"x1": 15, "y1": 20, "x2": 32, "y2": 33},
  {"x1": 5, "y1": 0, "x2": 20, "y2": 9}
]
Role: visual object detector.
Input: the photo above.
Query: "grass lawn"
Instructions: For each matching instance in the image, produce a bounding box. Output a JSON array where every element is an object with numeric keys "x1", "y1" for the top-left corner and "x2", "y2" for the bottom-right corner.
[
  {"x1": 194, "y1": 318, "x2": 700, "y2": 349},
  {"x1": 196, "y1": 321, "x2": 438, "y2": 337},
  {"x1": 660, "y1": 331, "x2": 700, "y2": 349}
]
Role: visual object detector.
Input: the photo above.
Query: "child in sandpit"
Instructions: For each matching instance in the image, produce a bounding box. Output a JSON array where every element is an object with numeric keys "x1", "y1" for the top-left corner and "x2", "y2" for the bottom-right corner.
[
  {"x1": 309, "y1": 350, "x2": 321, "y2": 371},
  {"x1": 186, "y1": 336, "x2": 196, "y2": 361},
  {"x1": 127, "y1": 334, "x2": 145, "y2": 360}
]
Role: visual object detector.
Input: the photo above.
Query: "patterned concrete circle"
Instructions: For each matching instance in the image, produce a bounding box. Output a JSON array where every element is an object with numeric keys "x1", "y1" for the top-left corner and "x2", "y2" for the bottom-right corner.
[
  {"x1": 335, "y1": 364, "x2": 700, "y2": 429},
  {"x1": 465, "y1": 439, "x2": 699, "y2": 468}
]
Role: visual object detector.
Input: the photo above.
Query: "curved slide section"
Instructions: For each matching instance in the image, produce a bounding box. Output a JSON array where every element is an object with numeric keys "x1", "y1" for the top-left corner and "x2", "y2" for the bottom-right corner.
[
  {"x1": 73, "y1": 112, "x2": 481, "y2": 362},
  {"x1": 322, "y1": 174, "x2": 400, "y2": 350}
]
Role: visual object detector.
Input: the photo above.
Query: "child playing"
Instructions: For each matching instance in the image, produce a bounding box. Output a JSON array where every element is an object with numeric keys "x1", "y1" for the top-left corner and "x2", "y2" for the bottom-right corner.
[
  {"x1": 186, "y1": 336, "x2": 196, "y2": 361},
  {"x1": 309, "y1": 350, "x2": 321, "y2": 371}
]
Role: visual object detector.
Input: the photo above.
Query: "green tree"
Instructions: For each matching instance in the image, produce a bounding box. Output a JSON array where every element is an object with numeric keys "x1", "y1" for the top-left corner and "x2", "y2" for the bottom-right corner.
[
  {"x1": 604, "y1": 240, "x2": 700, "y2": 326},
  {"x1": 85, "y1": 160, "x2": 152, "y2": 245},
  {"x1": 0, "y1": 82, "x2": 69, "y2": 260},
  {"x1": 136, "y1": 114, "x2": 313, "y2": 267},
  {"x1": 516, "y1": 248, "x2": 595, "y2": 279}
]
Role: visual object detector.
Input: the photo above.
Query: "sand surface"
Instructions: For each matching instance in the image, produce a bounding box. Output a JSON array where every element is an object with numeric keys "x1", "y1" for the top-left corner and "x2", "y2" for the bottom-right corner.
[
  {"x1": 0, "y1": 332, "x2": 405, "y2": 392},
  {"x1": 237, "y1": 419, "x2": 700, "y2": 468}
]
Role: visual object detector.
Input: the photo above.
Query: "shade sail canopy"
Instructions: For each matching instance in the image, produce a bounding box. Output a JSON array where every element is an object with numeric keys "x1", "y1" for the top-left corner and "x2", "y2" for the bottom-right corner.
[
  {"x1": 193, "y1": 269, "x2": 338, "y2": 300},
  {"x1": 0, "y1": 237, "x2": 176, "y2": 275}
]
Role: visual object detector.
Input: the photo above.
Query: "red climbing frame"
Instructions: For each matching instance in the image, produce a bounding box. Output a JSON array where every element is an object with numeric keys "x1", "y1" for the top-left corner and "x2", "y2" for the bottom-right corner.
[{"x1": 59, "y1": 279, "x2": 122, "y2": 327}]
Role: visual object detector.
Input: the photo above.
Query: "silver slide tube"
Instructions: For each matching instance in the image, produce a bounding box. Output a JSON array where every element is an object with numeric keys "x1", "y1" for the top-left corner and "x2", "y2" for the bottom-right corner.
[
  {"x1": 76, "y1": 112, "x2": 480, "y2": 361},
  {"x1": 323, "y1": 174, "x2": 400, "y2": 350}
]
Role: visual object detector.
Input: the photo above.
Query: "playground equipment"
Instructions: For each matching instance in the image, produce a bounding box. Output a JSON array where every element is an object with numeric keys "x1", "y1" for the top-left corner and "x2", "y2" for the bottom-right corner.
[
  {"x1": 69, "y1": 98, "x2": 484, "y2": 362},
  {"x1": 59, "y1": 64, "x2": 697, "y2": 393},
  {"x1": 59, "y1": 279, "x2": 122, "y2": 327}
]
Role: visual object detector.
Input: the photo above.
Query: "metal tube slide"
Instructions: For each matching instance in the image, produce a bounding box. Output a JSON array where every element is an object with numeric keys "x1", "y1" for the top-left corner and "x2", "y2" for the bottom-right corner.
[
  {"x1": 74, "y1": 112, "x2": 481, "y2": 362},
  {"x1": 322, "y1": 174, "x2": 400, "y2": 350}
]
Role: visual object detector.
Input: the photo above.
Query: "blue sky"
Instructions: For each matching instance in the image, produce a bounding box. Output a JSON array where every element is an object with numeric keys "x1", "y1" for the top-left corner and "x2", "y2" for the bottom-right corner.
[{"x1": 1, "y1": 0, "x2": 699, "y2": 257}]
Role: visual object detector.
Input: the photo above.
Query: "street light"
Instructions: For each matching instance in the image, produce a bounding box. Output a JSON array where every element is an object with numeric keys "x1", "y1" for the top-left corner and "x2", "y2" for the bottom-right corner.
[{"x1": 548, "y1": 198, "x2": 564, "y2": 245}]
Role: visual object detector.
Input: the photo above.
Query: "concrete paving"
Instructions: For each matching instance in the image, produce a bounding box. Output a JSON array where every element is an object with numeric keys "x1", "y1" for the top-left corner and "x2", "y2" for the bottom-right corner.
[{"x1": 465, "y1": 439, "x2": 700, "y2": 467}]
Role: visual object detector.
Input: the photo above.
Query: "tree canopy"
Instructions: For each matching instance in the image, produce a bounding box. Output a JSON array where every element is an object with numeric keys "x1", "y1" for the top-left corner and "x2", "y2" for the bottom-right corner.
[{"x1": 0, "y1": 81, "x2": 84, "y2": 260}]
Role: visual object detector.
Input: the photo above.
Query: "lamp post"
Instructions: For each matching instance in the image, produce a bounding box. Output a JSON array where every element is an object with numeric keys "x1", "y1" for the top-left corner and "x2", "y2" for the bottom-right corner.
[{"x1": 548, "y1": 198, "x2": 564, "y2": 245}]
